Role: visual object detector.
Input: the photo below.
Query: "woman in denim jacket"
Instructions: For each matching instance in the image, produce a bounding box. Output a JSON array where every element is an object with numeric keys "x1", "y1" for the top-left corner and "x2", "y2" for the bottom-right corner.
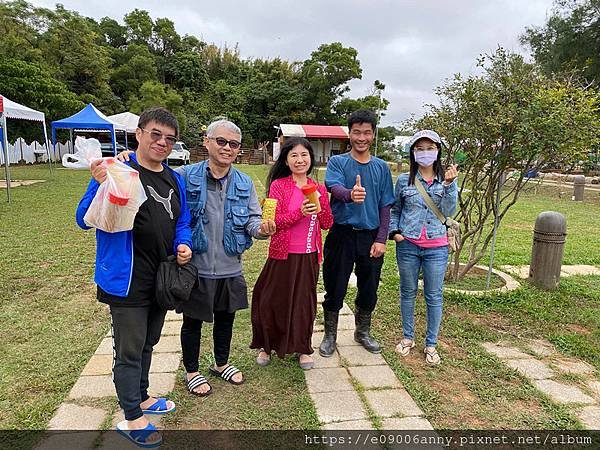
[{"x1": 389, "y1": 130, "x2": 458, "y2": 365}]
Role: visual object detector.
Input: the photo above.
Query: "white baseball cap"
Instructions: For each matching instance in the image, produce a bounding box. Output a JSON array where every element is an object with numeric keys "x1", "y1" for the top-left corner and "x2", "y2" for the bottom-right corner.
[{"x1": 407, "y1": 130, "x2": 442, "y2": 149}]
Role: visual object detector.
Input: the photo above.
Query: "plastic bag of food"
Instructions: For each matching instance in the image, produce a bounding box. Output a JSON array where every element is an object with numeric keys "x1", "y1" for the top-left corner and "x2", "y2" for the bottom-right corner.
[
  {"x1": 83, "y1": 158, "x2": 147, "y2": 232},
  {"x1": 62, "y1": 136, "x2": 103, "y2": 169}
]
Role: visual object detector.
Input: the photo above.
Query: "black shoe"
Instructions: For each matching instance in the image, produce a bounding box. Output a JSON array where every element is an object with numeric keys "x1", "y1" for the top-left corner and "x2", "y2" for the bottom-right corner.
[
  {"x1": 319, "y1": 309, "x2": 339, "y2": 357},
  {"x1": 354, "y1": 308, "x2": 381, "y2": 353}
]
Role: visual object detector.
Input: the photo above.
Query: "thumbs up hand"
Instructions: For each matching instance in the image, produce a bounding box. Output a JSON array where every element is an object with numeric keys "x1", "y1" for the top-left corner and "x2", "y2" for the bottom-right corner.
[{"x1": 351, "y1": 174, "x2": 366, "y2": 203}]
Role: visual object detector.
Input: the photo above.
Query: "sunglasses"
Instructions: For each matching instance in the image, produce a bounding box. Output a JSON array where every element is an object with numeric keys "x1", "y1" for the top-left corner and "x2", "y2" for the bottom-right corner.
[
  {"x1": 208, "y1": 136, "x2": 242, "y2": 150},
  {"x1": 140, "y1": 128, "x2": 177, "y2": 146}
]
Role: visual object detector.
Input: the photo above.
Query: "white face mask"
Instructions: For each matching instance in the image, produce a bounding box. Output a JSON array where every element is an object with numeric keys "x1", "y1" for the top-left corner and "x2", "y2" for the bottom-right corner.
[{"x1": 414, "y1": 150, "x2": 438, "y2": 167}]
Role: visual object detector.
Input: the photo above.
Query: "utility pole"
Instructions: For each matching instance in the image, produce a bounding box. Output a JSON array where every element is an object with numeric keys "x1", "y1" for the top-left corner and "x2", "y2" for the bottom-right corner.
[
  {"x1": 373, "y1": 80, "x2": 385, "y2": 157},
  {"x1": 374, "y1": 92, "x2": 381, "y2": 157}
]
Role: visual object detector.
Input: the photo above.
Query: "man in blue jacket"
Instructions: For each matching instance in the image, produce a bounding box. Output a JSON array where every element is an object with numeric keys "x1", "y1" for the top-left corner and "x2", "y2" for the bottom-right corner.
[{"x1": 77, "y1": 107, "x2": 192, "y2": 447}]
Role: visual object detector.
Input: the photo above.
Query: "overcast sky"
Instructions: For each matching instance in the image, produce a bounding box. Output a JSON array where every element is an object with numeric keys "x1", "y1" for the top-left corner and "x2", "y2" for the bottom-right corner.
[{"x1": 31, "y1": 0, "x2": 555, "y2": 126}]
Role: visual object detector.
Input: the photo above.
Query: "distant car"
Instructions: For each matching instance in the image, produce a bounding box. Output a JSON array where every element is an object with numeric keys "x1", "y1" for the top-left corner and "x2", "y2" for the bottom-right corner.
[
  {"x1": 168, "y1": 141, "x2": 190, "y2": 165},
  {"x1": 100, "y1": 142, "x2": 127, "y2": 157}
]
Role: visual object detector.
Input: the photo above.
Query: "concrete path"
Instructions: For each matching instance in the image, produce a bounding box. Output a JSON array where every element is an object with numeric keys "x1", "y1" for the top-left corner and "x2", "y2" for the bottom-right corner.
[
  {"x1": 533, "y1": 178, "x2": 600, "y2": 193},
  {"x1": 501, "y1": 264, "x2": 600, "y2": 279},
  {"x1": 482, "y1": 340, "x2": 600, "y2": 429},
  {"x1": 37, "y1": 310, "x2": 182, "y2": 449},
  {"x1": 41, "y1": 271, "x2": 431, "y2": 441},
  {"x1": 306, "y1": 274, "x2": 433, "y2": 431}
]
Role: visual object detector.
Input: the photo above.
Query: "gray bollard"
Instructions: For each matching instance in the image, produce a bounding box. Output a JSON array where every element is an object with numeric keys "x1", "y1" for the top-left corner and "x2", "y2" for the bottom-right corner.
[
  {"x1": 573, "y1": 175, "x2": 585, "y2": 201},
  {"x1": 529, "y1": 211, "x2": 567, "y2": 290}
]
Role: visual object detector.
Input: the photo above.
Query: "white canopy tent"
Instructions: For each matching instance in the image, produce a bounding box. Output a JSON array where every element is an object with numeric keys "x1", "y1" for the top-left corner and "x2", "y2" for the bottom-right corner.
[
  {"x1": 108, "y1": 112, "x2": 139, "y2": 149},
  {"x1": 108, "y1": 112, "x2": 139, "y2": 133},
  {"x1": 0, "y1": 95, "x2": 52, "y2": 203}
]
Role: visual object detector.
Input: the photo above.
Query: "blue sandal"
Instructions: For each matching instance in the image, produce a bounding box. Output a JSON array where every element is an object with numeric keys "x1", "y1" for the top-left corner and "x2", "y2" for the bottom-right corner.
[
  {"x1": 141, "y1": 397, "x2": 176, "y2": 415},
  {"x1": 116, "y1": 420, "x2": 162, "y2": 448}
]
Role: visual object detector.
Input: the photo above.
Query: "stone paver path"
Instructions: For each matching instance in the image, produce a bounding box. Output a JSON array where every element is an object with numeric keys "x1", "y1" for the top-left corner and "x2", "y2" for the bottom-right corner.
[
  {"x1": 307, "y1": 278, "x2": 432, "y2": 431},
  {"x1": 37, "y1": 310, "x2": 182, "y2": 448},
  {"x1": 42, "y1": 272, "x2": 428, "y2": 440},
  {"x1": 501, "y1": 264, "x2": 600, "y2": 279},
  {"x1": 482, "y1": 340, "x2": 600, "y2": 429}
]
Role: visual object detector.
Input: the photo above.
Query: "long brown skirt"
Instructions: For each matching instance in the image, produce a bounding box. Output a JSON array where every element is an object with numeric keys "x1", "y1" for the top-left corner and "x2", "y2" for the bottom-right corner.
[{"x1": 250, "y1": 252, "x2": 318, "y2": 358}]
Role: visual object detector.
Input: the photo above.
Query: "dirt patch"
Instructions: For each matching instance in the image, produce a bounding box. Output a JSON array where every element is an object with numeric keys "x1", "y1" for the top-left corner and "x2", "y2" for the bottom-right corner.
[
  {"x1": 445, "y1": 304, "x2": 521, "y2": 336},
  {"x1": 565, "y1": 324, "x2": 592, "y2": 335},
  {"x1": 385, "y1": 329, "x2": 554, "y2": 429},
  {"x1": 0, "y1": 179, "x2": 46, "y2": 188}
]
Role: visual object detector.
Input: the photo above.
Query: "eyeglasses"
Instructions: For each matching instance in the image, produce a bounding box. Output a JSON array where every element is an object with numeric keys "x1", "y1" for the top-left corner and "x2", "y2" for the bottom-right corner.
[
  {"x1": 208, "y1": 136, "x2": 242, "y2": 150},
  {"x1": 140, "y1": 128, "x2": 177, "y2": 146}
]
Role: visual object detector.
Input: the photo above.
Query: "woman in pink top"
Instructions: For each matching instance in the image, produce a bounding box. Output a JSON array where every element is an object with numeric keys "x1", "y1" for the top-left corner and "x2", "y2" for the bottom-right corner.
[{"x1": 250, "y1": 137, "x2": 333, "y2": 370}]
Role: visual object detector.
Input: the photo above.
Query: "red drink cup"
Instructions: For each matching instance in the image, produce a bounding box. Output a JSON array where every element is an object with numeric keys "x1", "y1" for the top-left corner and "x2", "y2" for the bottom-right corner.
[{"x1": 300, "y1": 184, "x2": 321, "y2": 213}]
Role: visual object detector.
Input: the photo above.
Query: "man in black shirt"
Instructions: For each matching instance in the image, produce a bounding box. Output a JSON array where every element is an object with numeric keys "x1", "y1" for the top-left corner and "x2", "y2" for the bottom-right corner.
[{"x1": 77, "y1": 107, "x2": 192, "y2": 447}]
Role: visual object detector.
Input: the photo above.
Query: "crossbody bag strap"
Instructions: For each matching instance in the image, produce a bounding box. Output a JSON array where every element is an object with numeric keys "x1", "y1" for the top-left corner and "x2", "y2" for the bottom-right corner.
[{"x1": 414, "y1": 179, "x2": 447, "y2": 225}]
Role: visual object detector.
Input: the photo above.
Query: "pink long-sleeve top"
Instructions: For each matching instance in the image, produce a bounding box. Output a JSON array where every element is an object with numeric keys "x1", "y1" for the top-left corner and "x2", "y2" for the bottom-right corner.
[{"x1": 267, "y1": 176, "x2": 334, "y2": 263}]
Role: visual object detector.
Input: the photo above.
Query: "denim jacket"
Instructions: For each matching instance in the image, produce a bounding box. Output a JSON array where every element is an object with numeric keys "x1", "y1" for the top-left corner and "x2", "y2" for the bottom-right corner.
[
  {"x1": 181, "y1": 161, "x2": 254, "y2": 257},
  {"x1": 389, "y1": 172, "x2": 457, "y2": 240}
]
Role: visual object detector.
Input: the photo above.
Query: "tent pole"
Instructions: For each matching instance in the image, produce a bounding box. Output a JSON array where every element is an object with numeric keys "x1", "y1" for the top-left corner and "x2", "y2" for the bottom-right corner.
[
  {"x1": 51, "y1": 127, "x2": 57, "y2": 163},
  {"x1": 42, "y1": 121, "x2": 53, "y2": 174},
  {"x1": 1, "y1": 113, "x2": 12, "y2": 203},
  {"x1": 111, "y1": 127, "x2": 117, "y2": 156}
]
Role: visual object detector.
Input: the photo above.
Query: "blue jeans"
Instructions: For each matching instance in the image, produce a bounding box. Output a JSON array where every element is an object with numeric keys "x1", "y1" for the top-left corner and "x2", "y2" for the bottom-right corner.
[{"x1": 396, "y1": 239, "x2": 448, "y2": 347}]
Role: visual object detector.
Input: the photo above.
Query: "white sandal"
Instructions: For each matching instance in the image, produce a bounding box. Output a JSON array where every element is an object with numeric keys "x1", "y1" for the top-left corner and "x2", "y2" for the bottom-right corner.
[
  {"x1": 395, "y1": 339, "x2": 416, "y2": 357},
  {"x1": 424, "y1": 347, "x2": 441, "y2": 365}
]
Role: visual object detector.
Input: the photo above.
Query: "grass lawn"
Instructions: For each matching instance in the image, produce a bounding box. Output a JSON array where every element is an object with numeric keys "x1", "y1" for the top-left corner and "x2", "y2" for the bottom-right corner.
[{"x1": 0, "y1": 163, "x2": 598, "y2": 431}]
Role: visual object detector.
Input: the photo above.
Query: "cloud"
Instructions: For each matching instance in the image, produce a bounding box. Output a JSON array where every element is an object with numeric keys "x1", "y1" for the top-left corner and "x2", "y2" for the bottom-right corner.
[{"x1": 30, "y1": 0, "x2": 554, "y2": 125}]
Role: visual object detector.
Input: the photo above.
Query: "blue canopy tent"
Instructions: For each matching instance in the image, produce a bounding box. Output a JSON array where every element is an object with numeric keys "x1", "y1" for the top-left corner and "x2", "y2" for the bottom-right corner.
[{"x1": 51, "y1": 104, "x2": 127, "y2": 158}]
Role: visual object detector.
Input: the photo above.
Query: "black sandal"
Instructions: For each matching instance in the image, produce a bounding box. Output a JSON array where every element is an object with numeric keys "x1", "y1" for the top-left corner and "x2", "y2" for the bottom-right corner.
[
  {"x1": 183, "y1": 373, "x2": 213, "y2": 397},
  {"x1": 209, "y1": 364, "x2": 244, "y2": 385}
]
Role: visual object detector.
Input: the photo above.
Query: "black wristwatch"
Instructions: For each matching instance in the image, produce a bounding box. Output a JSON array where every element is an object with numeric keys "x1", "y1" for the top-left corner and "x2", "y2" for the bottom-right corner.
[{"x1": 389, "y1": 230, "x2": 401, "y2": 240}]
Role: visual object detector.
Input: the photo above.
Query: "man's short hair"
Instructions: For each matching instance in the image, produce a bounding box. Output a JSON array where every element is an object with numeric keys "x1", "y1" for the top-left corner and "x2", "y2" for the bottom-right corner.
[
  {"x1": 205, "y1": 119, "x2": 242, "y2": 140},
  {"x1": 347, "y1": 109, "x2": 377, "y2": 131},
  {"x1": 138, "y1": 107, "x2": 179, "y2": 136}
]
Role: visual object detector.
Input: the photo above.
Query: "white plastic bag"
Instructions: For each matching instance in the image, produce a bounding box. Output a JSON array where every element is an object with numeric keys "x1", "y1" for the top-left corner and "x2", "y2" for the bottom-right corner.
[
  {"x1": 62, "y1": 136, "x2": 103, "y2": 169},
  {"x1": 83, "y1": 158, "x2": 147, "y2": 232}
]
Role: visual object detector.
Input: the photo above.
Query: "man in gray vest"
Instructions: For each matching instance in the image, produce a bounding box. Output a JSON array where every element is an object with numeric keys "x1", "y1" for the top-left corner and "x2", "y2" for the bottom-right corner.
[{"x1": 176, "y1": 119, "x2": 275, "y2": 396}]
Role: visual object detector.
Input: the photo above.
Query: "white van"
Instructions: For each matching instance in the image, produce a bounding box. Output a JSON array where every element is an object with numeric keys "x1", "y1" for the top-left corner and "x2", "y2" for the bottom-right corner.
[{"x1": 168, "y1": 141, "x2": 190, "y2": 165}]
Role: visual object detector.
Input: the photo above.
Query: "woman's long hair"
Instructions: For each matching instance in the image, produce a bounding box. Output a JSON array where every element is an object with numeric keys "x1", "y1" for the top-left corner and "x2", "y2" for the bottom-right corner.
[
  {"x1": 408, "y1": 140, "x2": 444, "y2": 185},
  {"x1": 265, "y1": 137, "x2": 315, "y2": 195}
]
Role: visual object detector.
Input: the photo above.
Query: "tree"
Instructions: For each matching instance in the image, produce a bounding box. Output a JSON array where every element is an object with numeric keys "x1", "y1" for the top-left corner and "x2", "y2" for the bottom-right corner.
[
  {"x1": 129, "y1": 81, "x2": 184, "y2": 125},
  {"x1": 165, "y1": 51, "x2": 209, "y2": 91},
  {"x1": 0, "y1": 58, "x2": 84, "y2": 119},
  {"x1": 180, "y1": 34, "x2": 205, "y2": 53},
  {"x1": 413, "y1": 48, "x2": 600, "y2": 280},
  {"x1": 38, "y1": 6, "x2": 115, "y2": 109},
  {"x1": 153, "y1": 17, "x2": 180, "y2": 56},
  {"x1": 99, "y1": 16, "x2": 127, "y2": 48},
  {"x1": 0, "y1": 0, "x2": 45, "y2": 63},
  {"x1": 300, "y1": 42, "x2": 362, "y2": 123},
  {"x1": 124, "y1": 8, "x2": 153, "y2": 46},
  {"x1": 109, "y1": 44, "x2": 158, "y2": 104},
  {"x1": 521, "y1": 0, "x2": 600, "y2": 85}
]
